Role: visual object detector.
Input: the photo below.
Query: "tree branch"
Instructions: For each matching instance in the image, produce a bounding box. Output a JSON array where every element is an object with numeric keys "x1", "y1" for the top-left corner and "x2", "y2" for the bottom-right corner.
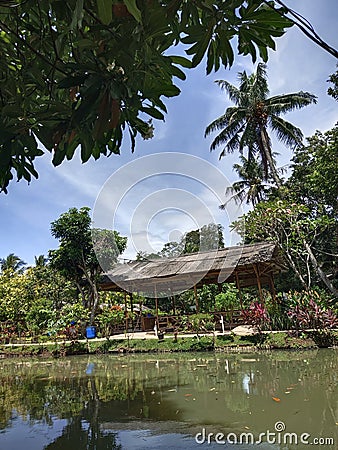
[
  {"x1": 263, "y1": 0, "x2": 338, "y2": 59},
  {"x1": 0, "y1": 20, "x2": 68, "y2": 76}
]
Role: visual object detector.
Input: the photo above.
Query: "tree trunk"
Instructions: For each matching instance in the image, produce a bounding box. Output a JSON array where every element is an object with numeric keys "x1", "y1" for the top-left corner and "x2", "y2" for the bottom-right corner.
[
  {"x1": 284, "y1": 249, "x2": 309, "y2": 290},
  {"x1": 303, "y1": 240, "x2": 338, "y2": 297},
  {"x1": 260, "y1": 127, "x2": 283, "y2": 188},
  {"x1": 79, "y1": 264, "x2": 100, "y2": 325},
  {"x1": 75, "y1": 281, "x2": 87, "y2": 308},
  {"x1": 89, "y1": 280, "x2": 99, "y2": 325}
]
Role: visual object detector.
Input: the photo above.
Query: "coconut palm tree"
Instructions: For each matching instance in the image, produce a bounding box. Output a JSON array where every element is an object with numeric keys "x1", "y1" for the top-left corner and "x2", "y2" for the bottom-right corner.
[
  {"x1": 221, "y1": 155, "x2": 268, "y2": 208},
  {"x1": 34, "y1": 254, "x2": 48, "y2": 267},
  {"x1": 205, "y1": 63, "x2": 317, "y2": 188},
  {"x1": 0, "y1": 253, "x2": 26, "y2": 273}
]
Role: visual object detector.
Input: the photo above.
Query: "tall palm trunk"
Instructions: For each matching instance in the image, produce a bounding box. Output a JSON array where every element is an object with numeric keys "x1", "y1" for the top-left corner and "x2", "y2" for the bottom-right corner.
[{"x1": 260, "y1": 126, "x2": 283, "y2": 188}]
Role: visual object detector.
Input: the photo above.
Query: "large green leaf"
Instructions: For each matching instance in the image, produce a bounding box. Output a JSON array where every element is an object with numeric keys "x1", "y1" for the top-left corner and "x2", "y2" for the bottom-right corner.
[
  {"x1": 124, "y1": 0, "x2": 141, "y2": 23},
  {"x1": 141, "y1": 106, "x2": 164, "y2": 120},
  {"x1": 97, "y1": 0, "x2": 112, "y2": 25}
]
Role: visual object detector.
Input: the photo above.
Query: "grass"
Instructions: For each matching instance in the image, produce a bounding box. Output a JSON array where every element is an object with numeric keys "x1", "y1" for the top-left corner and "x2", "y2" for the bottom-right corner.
[{"x1": 0, "y1": 331, "x2": 336, "y2": 357}]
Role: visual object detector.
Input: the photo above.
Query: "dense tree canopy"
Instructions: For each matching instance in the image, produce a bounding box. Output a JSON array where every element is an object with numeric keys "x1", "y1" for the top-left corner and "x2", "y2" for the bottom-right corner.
[
  {"x1": 49, "y1": 207, "x2": 127, "y2": 323},
  {"x1": 230, "y1": 120, "x2": 338, "y2": 298},
  {"x1": 287, "y1": 126, "x2": 338, "y2": 218},
  {"x1": 0, "y1": 0, "x2": 295, "y2": 193}
]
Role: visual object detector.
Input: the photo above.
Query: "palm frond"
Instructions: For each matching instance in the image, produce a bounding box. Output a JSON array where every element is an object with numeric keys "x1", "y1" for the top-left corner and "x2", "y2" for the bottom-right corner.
[
  {"x1": 210, "y1": 121, "x2": 244, "y2": 149},
  {"x1": 251, "y1": 63, "x2": 269, "y2": 100},
  {"x1": 205, "y1": 107, "x2": 243, "y2": 136},
  {"x1": 267, "y1": 92, "x2": 317, "y2": 114},
  {"x1": 269, "y1": 115, "x2": 304, "y2": 148},
  {"x1": 238, "y1": 122, "x2": 258, "y2": 153},
  {"x1": 221, "y1": 185, "x2": 248, "y2": 208},
  {"x1": 218, "y1": 128, "x2": 245, "y2": 157},
  {"x1": 215, "y1": 80, "x2": 241, "y2": 105}
]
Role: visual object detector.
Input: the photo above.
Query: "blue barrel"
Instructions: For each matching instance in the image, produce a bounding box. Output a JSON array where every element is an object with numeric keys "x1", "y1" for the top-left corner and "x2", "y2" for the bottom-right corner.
[{"x1": 86, "y1": 326, "x2": 96, "y2": 339}]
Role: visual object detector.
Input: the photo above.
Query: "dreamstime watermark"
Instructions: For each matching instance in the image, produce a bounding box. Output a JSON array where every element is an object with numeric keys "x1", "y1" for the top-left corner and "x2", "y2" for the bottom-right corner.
[
  {"x1": 92, "y1": 152, "x2": 244, "y2": 297},
  {"x1": 195, "y1": 421, "x2": 335, "y2": 446}
]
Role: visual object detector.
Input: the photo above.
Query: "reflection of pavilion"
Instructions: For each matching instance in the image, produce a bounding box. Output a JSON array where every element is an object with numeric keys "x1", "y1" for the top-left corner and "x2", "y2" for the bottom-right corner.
[{"x1": 100, "y1": 242, "x2": 285, "y2": 330}]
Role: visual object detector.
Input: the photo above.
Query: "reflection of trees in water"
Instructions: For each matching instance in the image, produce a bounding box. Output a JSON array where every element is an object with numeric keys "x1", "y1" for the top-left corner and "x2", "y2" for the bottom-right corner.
[
  {"x1": 0, "y1": 351, "x2": 337, "y2": 438},
  {"x1": 44, "y1": 415, "x2": 122, "y2": 450}
]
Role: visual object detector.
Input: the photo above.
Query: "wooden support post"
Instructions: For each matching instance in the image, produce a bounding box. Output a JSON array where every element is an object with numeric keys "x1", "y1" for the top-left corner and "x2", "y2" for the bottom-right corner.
[
  {"x1": 194, "y1": 285, "x2": 199, "y2": 313},
  {"x1": 235, "y1": 271, "x2": 243, "y2": 309},
  {"x1": 137, "y1": 292, "x2": 142, "y2": 331},
  {"x1": 172, "y1": 295, "x2": 176, "y2": 316},
  {"x1": 130, "y1": 292, "x2": 134, "y2": 331},
  {"x1": 124, "y1": 291, "x2": 128, "y2": 334},
  {"x1": 154, "y1": 284, "x2": 159, "y2": 331},
  {"x1": 253, "y1": 264, "x2": 264, "y2": 303}
]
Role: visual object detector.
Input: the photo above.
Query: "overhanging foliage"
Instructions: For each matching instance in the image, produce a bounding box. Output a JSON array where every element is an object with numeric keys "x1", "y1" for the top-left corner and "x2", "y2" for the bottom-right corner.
[{"x1": 0, "y1": 0, "x2": 293, "y2": 192}]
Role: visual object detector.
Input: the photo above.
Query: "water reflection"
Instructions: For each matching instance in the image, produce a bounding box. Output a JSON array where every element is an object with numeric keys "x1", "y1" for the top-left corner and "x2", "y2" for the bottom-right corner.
[{"x1": 0, "y1": 350, "x2": 337, "y2": 449}]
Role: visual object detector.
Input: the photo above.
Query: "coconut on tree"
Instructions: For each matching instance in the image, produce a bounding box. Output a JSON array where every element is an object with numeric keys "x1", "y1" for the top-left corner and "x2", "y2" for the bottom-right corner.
[{"x1": 205, "y1": 63, "x2": 317, "y2": 188}]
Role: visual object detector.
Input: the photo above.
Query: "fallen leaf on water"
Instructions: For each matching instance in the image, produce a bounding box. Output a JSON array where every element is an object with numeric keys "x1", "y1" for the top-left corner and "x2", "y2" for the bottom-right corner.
[
  {"x1": 184, "y1": 393, "x2": 192, "y2": 397},
  {"x1": 272, "y1": 397, "x2": 281, "y2": 402}
]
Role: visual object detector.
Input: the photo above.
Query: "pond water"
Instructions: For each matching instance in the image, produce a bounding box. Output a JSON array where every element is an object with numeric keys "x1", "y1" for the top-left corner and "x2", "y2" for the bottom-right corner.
[{"x1": 0, "y1": 349, "x2": 336, "y2": 449}]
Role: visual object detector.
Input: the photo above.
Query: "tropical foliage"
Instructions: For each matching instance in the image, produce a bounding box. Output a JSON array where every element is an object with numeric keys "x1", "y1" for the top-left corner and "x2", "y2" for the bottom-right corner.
[
  {"x1": 221, "y1": 155, "x2": 269, "y2": 207},
  {"x1": 49, "y1": 207, "x2": 127, "y2": 323},
  {"x1": 0, "y1": 253, "x2": 26, "y2": 273},
  {"x1": 205, "y1": 63, "x2": 316, "y2": 187},
  {"x1": 0, "y1": 0, "x2": 294, "y2": 193}
]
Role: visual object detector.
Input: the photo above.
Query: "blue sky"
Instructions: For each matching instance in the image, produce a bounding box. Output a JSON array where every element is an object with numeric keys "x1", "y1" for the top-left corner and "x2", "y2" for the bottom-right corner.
[{"x1": 1, "y1": 0, "x2": 337, "y2": 265}]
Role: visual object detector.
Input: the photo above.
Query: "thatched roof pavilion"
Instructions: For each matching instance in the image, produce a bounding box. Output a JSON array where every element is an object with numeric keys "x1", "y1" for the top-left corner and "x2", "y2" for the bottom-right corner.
[{"x1": 100, "y1": 242, "x2": 285, "y2": 302}]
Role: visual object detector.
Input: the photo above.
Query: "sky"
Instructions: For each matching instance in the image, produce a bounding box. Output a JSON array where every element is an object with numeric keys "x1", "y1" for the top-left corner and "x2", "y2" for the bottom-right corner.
[{"x1": 0, "y1": 0, "x2": 337, "y2": 266}]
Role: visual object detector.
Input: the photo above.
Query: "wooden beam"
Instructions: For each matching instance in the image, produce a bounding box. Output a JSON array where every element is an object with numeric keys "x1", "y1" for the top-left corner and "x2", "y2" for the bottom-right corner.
[
  {"x1": 154, "y1": 283, "x2": 159, "y2": 331},
  {"x1": 235, "y1": 271, "x2": 243, "y2": 309},
  {"x1": 130, "y1": 291, "x2": 134, "y2": 331},
  {"x1": 124, "y1": 291, "x2": 128, "y2": 334},
  {"x1": 172, "y1": 295, "x2": 176, "y2": 315}
]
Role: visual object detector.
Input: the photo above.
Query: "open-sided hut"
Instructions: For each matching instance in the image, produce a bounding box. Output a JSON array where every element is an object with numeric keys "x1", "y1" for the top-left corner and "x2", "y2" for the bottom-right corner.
[{"x1": 100, "y1": 242, "x2": 285, "y2": 307}]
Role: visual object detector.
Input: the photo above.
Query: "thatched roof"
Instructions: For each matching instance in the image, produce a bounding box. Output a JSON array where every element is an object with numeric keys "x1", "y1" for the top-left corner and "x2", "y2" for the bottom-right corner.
[{"x1": 100, "y1": 242, "x2": 285, "y2": 296}]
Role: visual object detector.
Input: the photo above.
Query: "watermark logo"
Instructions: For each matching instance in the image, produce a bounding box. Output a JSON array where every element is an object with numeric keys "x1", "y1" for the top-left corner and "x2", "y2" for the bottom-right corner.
[
  {"x1": 92, "y1": 152, "x2": 243, "y2": 297},
  {"x1": 195, "y1": 421, "x2": 335, "y2": 446}
]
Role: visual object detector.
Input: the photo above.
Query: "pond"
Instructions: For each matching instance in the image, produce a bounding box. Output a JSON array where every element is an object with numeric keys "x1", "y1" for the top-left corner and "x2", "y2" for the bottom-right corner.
[{"x1": 0, "y1": 349, "x2": 336, "y2": 449}]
